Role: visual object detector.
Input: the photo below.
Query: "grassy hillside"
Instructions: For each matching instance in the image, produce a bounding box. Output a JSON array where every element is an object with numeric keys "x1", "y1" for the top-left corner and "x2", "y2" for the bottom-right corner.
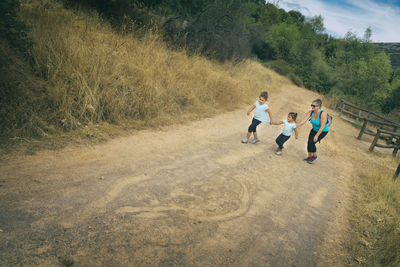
[{"x1": 1, "y1": 0, "x2": 289, "y2": 148}]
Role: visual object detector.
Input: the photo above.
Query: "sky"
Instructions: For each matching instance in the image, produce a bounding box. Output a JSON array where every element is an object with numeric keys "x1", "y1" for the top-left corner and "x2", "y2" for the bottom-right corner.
[{"x1": 267, "y1": 0, "x2": 400, "y2": 42}]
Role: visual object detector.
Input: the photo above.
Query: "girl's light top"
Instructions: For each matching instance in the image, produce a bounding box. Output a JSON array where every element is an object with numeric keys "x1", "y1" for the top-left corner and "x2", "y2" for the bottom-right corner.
[
  {"x1": 253, "y1": 101, "x2": 270, "y2": 123},
  {"x1": 282, "y1": 119, "x2": 296, "y2": 136},
  {"x1": 310, "y1": 110, "x2": 329, "y2": 132}
]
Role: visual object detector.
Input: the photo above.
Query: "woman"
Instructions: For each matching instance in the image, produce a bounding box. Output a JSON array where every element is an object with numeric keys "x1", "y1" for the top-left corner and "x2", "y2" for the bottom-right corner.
[{"x1": 297, "y1": 99, "x2": 329, "y2": 164}]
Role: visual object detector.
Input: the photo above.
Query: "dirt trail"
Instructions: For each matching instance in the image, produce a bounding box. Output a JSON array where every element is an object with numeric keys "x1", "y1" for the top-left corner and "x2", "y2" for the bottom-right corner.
[{"x1": 0, "y1": 85, "x2": 361, "y2": 266}]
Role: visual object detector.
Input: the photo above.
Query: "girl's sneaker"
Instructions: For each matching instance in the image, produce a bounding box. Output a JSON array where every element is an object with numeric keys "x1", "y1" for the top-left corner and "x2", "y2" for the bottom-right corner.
[
  {"x1": 307, "y1": 156, "x2": 318, "y2": 164},
  {"x1": 303, "y1": 157, "x2": 312, "y2": 162},
  {"x1": 241, "y1": 137, "x2": 249, "y2": 143},
  {"x1": 275, "y1": 148, "x2": 282, "y2": 155},
  {"x1": 250, "y1": 137, "x2": 259, "y2": 144}
]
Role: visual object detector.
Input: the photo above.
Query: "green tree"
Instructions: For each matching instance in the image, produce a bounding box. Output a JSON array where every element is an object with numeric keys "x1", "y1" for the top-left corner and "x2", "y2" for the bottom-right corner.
[
  {"x1": 382, "y1": 69, "x2": 400, "y2": 113},
  {"x1": 265, "y1": 22, "x2": 300, "y2": 62},
  {"x1": 181, "y1": 0, "x2": 252, "y2": 60},
  {"x1": 364, "y1": 26, "x2": 372, "y2": 42},
  {"x1": 308, "y1": 15, "x2": 325, "y2": 34},
  {"x1": 328, "y1": 32, "x2": 392, "y2": 107},
  {"x1": 0, "y1": 0, "x2": 31, "y2": 53}
]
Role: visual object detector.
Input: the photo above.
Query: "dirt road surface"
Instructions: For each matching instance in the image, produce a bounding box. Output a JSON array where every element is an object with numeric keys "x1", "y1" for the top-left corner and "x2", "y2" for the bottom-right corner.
[{"x1": 1, "y1": 86, "x2": 363, "y2": 266}]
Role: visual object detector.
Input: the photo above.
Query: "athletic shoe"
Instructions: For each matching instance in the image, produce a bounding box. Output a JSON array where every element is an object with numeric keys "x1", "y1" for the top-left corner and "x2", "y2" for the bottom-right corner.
[
  {"x1": 303, "y1": 157, "x2": 311, "y2": 162},
  {"x1": 250, "y1": 137, "x2": 259, "y2": 144},
  {"x1": 307, "y1": 156, "x2": 318, "y2": 164},
  {"x1": 241, "y1": 137, "x2": 249, "y2": 143},
  {"x1": 275, "y1": 148, "x2": 282, "y2": 155}
]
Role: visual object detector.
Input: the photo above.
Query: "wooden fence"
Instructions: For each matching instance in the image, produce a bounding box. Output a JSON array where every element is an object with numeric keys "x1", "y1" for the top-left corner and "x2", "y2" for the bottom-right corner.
[
  {"x1": 369, "y1": 128, "x2": 400, "y2": 157},
  {"x1": 336, "y1": 100, "x2": 400, "y2": 139},
  {"x1": 336, "y1": 100, "x2": 400, "y2": 179},
  {"x1": 336, "y1": 100, "x2": 400, "y2": 140}
]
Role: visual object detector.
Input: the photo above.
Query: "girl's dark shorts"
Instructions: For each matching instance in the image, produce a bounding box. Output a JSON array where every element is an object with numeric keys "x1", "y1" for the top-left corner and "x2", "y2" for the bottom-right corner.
[
  {"x1": 275, "y1": 134, "x2": 291, "y2": 149},
  {"x1": 248, "y1": 118, "x2": 262, "y2": 132}
]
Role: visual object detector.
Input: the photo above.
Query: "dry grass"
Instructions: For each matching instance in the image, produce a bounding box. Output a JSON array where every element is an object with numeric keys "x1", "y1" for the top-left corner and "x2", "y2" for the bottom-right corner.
[
  {"x1": 0, "y1": 0, "x2": 290, "y2": 154},
  {"x1": 346, "y1": 156, "x2": 400, "y2": 266},
  {"x1": 319, "y1": 109, "x2": 400, "y2": 266},
  {"x1": 7, "y1": 0, "x2": 284, "y2": 137}
]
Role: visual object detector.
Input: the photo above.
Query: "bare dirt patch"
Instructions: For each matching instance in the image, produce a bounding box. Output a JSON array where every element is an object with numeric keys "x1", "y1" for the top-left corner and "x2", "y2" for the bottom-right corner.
[{"x1": 1, "y1": 86, "x2": 359, "y2": 266}]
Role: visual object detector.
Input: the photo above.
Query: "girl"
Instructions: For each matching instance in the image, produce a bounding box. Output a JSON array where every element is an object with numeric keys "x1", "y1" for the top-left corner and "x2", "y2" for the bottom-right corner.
[
  {"x1": 296, "y1": 99, "x2": 329, "y2": 164},
  {"x1": 270, "y1": 112, "x2": 298, "y2": 155},
  {"x1": 241, "y1": 91, "x2": 273, "y2": 144}
]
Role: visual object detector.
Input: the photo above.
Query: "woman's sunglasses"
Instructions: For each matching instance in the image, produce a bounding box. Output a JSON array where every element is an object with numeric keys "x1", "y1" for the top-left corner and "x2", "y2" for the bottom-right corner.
[{"x1": 311, "y1": 104, "x2": 318, "y2": 108}]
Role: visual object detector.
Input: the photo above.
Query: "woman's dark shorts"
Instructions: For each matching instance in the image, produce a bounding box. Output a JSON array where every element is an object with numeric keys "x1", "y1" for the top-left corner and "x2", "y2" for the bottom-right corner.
[{"x1": 307, "y1": 128, "x2": 328, "y2": 153}]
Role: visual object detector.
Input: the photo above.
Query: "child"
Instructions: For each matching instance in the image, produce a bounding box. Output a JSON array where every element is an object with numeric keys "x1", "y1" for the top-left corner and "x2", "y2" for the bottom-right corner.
[
  {"x1": 270, "y1": 112, "x2": 298, "y2": 155},
  {"x1": 241, "y1": 91, "x2": 272, "y2": 144}
]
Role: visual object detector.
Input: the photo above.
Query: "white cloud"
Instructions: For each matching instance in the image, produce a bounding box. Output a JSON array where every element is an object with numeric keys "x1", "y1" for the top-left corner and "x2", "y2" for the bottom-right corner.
[{"x1": 268, "y1": 0, "x2": 400, "y2": 42}]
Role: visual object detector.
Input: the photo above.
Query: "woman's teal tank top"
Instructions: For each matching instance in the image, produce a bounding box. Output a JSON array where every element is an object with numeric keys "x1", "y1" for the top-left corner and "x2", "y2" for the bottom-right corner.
[{"x1": 310, "y1": 110, "x2": 329, "y2": 132}]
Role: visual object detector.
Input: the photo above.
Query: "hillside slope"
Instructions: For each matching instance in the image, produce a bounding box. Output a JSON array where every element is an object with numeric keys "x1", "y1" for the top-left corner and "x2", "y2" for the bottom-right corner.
[
  {"x1": 2, "y1": 1, "x2": 285, "y2": 140},
  {"x1": 377, "y1": 42, "x2": 400, "y2": 69},
  {"x1": 0, "y1": 83, "x2": 372, "y2": 266}
]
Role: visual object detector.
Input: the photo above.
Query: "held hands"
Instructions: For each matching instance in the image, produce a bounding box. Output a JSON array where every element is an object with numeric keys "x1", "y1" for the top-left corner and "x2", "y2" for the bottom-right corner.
[{"x1": 269, "y1": 121, "x2": 281, "y2": 125}]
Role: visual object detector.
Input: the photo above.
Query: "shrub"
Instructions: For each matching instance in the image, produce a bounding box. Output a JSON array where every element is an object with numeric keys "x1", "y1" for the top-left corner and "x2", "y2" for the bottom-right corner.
[
  {"x1": 264, "y1": 60, "x2": 303, "y2": 86},
  {"x1": 0, "y1": 0, "x2": 32, "y2": 53}
]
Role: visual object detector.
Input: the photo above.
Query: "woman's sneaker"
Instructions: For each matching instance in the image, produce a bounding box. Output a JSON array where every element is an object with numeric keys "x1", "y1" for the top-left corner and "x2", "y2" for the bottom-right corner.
[
  {"x1": 250, "y1": 137, "x2": 259, "y2": 144},
  {"x1": 303, "y1": 157, "x2": 311, "y2": 162},
  {"x1": 307, "y1": 156, "x2": 318, "y2": 164},
  {"x1": 241, "y1": 137, "x2": 249, "y2": 143},
  {"x1": 275, "y1": 148, "x2": 282, "y2": 155}
]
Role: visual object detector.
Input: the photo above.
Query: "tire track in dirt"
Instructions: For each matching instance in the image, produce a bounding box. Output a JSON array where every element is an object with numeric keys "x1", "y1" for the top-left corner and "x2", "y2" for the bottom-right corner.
[
  {"x1": 66, "y1": 168, "x2": 250, "y2": 224},
  {"x1": 113, "y1": 176, "x2": 250, "y2": 222}
]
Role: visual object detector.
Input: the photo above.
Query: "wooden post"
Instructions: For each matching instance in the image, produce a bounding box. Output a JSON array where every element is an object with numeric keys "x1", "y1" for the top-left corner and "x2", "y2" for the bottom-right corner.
[
  {"x1": 394, "y1": 126, "x2": 398, "y2": 133},
  {"x1": 357, "y1": 110, "x2": 362, "y2": 121},
  {"x1": 394, "y1": 163, "x2": 400, "y2": 182},
  {"x1": 393, "y1": 137, "x2": 400, "y2": 157},
  {"x1": 358, "y1": 118, "x2": 368, "y2": 140},
  {"x1": 393, "y1": 147, "x2": 399, "y2": 157},
  {"x1": 336, "y1": 100, "x2": 342, "y2": 110},
  {"x1": 369, "y1": 128, "x2": 381, "y2": 152},
  {"x1": 339, "y1": 103, "x2": 345, "y2": 117}
]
